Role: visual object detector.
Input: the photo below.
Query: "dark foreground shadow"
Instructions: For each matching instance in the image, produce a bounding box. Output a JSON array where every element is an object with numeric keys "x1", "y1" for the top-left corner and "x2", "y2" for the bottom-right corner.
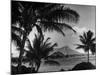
[
  {"x1": 71, "y1": 62, "x2": 96, "y2": 71},
  {"x1": 60, "y1": 62, "x2": 96, "y2": 72},
  {"x1": 11, "y1": 62, "x2": 96, "y2": 74},
  {"x1": 11, "y1": 65, "x2": 37, "y2": 74}
]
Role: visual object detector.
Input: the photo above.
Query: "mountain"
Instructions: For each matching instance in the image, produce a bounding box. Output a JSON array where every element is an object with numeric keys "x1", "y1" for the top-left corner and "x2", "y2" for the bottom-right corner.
[
  {"x1": 50, "y1": 51, "x2": 65, "y2": 57},
  {"x1": 53, "y1": 46, "x2": 82, "y2": 55}
]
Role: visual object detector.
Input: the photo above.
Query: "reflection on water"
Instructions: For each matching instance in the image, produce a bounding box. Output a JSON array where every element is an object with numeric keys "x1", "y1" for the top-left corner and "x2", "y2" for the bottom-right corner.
[{"x1": 38, "y1": 55, "x2": 96, "y2": 72}]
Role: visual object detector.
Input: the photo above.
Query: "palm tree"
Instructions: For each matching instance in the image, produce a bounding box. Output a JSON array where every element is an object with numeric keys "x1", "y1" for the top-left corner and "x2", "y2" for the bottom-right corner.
[
  {"x1": 76, "y1": 30, "x2": 96, "y2": 62},
  {"x1": 23, "y1": 34, "x2": 58, "y2": 72},
  {"x1": 11, "y1": 1, "x2": 80, "y2": 71}
]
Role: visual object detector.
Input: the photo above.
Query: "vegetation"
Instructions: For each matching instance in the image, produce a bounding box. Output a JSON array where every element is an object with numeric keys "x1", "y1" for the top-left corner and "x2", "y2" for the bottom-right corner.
[
  {"x1": 23, "y1": 34, "x2": 58, "y2": 72},
  {"x1": 76, "y1": 30, "x2": 96, "y2": 62},
  {"x1": 11, "y1": 1, "x2": 80, "y2": 74}
]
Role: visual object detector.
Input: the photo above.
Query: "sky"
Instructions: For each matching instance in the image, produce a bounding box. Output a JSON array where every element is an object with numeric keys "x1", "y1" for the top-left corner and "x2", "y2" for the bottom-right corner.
[
  {"x1": 42, "y1": 4, "x2": 96, "y2": 53},
  {"x1": 44, "y1": 4, "x2": 96, "y2": 53},
  {"x1": 12, "y1": 3, "x2": 96, "y2": 57}
]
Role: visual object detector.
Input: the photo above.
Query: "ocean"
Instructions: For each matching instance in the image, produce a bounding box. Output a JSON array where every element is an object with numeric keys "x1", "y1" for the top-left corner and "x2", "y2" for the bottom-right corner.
[{"x1": 38, "y1": 54, "x2": 96, "y2": 72}]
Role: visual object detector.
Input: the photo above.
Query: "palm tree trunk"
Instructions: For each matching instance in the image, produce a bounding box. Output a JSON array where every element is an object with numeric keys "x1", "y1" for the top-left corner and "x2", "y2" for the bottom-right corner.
[
  {"x1": 30, "y1": 61, "x2": 36, "y2": 73},
  {"x1": 35, "y1": 25, "x2": 43, "y2": 38},
  {"x1": 31, "y1": 63, "x2": 34, "y2": 73},
  {"x1": 17, "y1": 35, "x2": 26, "y2": 72},
  {"x1": 87, "y1": 50, "x2": 89, "y2": 62},
  {"x1": 36, "y1": 61, "x2": 41, "y2": 72}
]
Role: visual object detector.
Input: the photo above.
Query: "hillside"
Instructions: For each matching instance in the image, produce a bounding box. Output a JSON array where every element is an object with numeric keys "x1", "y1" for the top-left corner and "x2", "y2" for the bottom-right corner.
[{"x1": 51, "y1": 46, "x2": 82, "y2": 55}]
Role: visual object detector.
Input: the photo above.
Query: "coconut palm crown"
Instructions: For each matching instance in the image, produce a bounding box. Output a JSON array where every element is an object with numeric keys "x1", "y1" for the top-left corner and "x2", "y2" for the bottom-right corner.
[
  {"x1": 23, "y1": 34, "x2": 58, "y2": 72},
  {"x1": 76, "y1": 30, "x2": 96, "y2": 62}
]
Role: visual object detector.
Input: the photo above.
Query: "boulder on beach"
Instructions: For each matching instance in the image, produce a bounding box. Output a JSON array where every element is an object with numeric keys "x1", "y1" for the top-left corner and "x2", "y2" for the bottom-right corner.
[{"x1": 72, "y1": 62, "x2": 96, "y2": 70}]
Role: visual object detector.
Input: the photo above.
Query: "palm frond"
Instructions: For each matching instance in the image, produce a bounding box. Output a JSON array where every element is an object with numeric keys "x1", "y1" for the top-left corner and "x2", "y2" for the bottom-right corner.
[
  {"x1": 39, "y1": 4, "x2": 60, "y2": 12},
  {"x1": 26, "y1": 38, "x2": 33, "y2": 51},
  {"x1": 90, "y1": 43, "x2": 96, "y2": 55},
  {"x1": 79, "y1": 35, "x2": 85, "y2": 41},
  {"x1": 51, "y1": 43, "x2": 58, "y2": 48},
  {"x1": 43, "y1": 37, "x2": 51, "y2": 45},
  {"x1": 35, "y1": 25, "x2": 43, "y2": 37},
  {"x1": 87, "y1": 30, "x2": 93, "y2": 40},
  {"x1": 38, "y1": 4, "x2": 60, "y2": 15},
  {"x1": 42, "y1": 42, "x2": 57, "y2": 58},
  {"x1": 12, "y1": 25, "x2": 24, "y2": 36},
  {"x1": 79, "y1": 37, "x2": 86, "y2": 44},
  {"x1": 38, "y1": 4, "x2": 62, "y2": 17},
  {"x1": 43, "y1": 42, "x2": 52, "y2": 47},
  {"x1": 18, "y1": 2, "x2": 24, "y2": 13},
  {"x1": 40, "y1": 21, "x2": 66, "y2": 36},
  {"x1": 11, "y1": 57, "x2": 19, "y2": 63},
  {"x1": 41, "y1": 21, "x2": 76, "y2": 33},
  {"x1": 63, "y1": 8, "x2": 79, "y2": 22},
  {"x1": 41, "y1": 6, "x2": 79, "y2": 23},
  {"x1": 12, "y1": 1, "x2": 22, "y2": 24},
  {"x1": 83, "y1": 32, "x2": 87, "y2": 40},
  {"x1": 41, "y1": 48, "x2": 53, "y2": 58},
  {"x1": 91, "y1": 37, "x2": 96, "y2": 42},
  {"x1": 33, "y1": 34, "x2": 43, "y2": 48},
  {"x1": 76, "y1": 44, "x2": 85, "y2": 49}
]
